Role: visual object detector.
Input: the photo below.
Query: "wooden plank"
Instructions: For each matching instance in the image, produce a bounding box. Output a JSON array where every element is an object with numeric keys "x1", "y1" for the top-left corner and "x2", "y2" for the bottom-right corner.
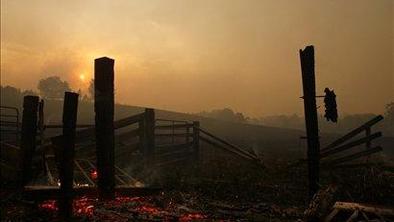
[
  {"x1": 323, "y1": 146, "x2": 382, "y2": 166},
  {"x1": 155, "y1": 123, "x2": 193, "y2": 129},
  {"x1": 74, "y1": 160, "x2": 95, "y2": 186},
  {"x1": 198, "y1": 128, "x2": 258, "y2": 160},
  {"x1": 320, "y1": 132, "x2": 382, "y2": 158},
  {"x1": 155, "y1": 133, "x2": 193, "y2": 137},
  {"x1": 113, "y1": 113, "x2": 145, "y2": 129},
  {"x1": 114, "y1": 165, "x2": 139, "y2": 184},
  {"x1": 115, "y1": 174, "x2": 127, "y2": 185},
  {"x1": 322, "y1": 115, "x2": 384, "y2": 151},
  {"x1": 94, "y1": 57, "x2": 115, "y2": 199},
  {"x1": 50, "y1": 113, "x2": 144, "y2": 144},
  {"x1": 155, "y1": 118, "x2": 188, "y2": 123},
  {"x1": 155, "y1": 141, "x2": 193, "y2": 150},
  {"x1": 44, "y1": 158, "x2": 56, "y2": 186},
  {"x1": 200, "y1": 136, "x2": 254, "y2": 161},
  {"x1": 116, "y1": 128, "x2": 140, "y2": 141},
  {"x1": 299, "y1": 45, "x2": 320, "y2": 199},
  {"x1": 45, "y1": 124, "x2": 93, "y2": 129}
]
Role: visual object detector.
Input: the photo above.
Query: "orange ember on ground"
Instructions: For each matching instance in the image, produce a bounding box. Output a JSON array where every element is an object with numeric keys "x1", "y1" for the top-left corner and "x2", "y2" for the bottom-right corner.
[
  {"x1": 38, "y1": 195, "x2": 207, "y2": 221},
  {"x1": 90, "y1": 170, "x2": 98, "y2": 180}
]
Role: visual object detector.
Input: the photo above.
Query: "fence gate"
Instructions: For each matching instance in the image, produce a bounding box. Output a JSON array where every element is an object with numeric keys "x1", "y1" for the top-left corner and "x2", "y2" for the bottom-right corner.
[{"x1": 154, "y1": 119, "x2": 197, "y2": 167}]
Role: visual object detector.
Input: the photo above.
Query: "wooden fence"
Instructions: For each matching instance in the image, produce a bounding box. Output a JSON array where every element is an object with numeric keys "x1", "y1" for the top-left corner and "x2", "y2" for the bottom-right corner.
[{"x1": 320, "y1": 115, "x2": 384, "y2": 168}]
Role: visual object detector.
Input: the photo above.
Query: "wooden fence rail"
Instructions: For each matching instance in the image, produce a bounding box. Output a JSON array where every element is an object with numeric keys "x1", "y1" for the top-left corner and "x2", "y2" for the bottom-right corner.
[{"x1": 322, "y1": 115, "x2": 383, "y2": 152}]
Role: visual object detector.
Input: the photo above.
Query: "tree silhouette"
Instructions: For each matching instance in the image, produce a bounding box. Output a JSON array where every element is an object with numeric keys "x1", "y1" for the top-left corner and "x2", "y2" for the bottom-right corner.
[
  {"x1": 37, "y1": 76, "x2": 71, "y2": 99},
  {"x1": 88, "y1": 79, "x2": 94, "y2": 100}
]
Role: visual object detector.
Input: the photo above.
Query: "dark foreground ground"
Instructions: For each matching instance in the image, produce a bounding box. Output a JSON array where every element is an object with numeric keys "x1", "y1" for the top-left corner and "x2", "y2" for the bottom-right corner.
[{"x1": 1, "y1": 155, "x2": 393, "y2": 222}]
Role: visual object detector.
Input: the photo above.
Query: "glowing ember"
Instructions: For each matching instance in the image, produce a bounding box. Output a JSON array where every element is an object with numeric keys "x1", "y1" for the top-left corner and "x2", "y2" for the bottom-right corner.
[
  {"x1": 136, "y1": 205, "x2": 160, "y2": 215},
  {"x1": 37, "y1": 195, "x2": 207, "y2": 221},
  {"x1": 114, "y1": 196, "x2": 142, "y2": 203},
  {"x1": 39, "y1": 200, "x2": 58, "y2": 211},
  {"x1": 90, "y1": 169, "x2": 98, "y2": 180},
  {"x1": 73, "y1": 197, "x2": 95, "y2": 216},
  {"x1": 180, "y1": 213, "x2": 206, "y2": 221}
]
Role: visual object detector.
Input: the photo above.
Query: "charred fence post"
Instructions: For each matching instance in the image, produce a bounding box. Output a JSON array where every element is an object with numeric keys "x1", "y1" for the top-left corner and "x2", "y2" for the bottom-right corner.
[
  {"x1": 192, "y1": 121, "x2": 200, "y2": 163},
  {"x1": 94, "y1": 57, "x2": 115, "y2": 199},
  {"x1": 38, "y1": 99, "x2": 46, "y2": 173},
  {"x1": 299, "y1": 45, "x2": 320, "y2": 199},
  {"x1": 58, "y1": 92, "x2": 79, "y2": 219},
  {"x1": 144, "y1": 108, "x2": 155, "y2": 166},
  {"x1": 20, "y1": 95, "x2": 39, "y2": 186}
]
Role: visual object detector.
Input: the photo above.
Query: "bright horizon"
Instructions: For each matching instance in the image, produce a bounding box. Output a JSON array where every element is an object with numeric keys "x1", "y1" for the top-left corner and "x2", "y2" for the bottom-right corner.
[{"x1": 1, "y1": 0, "x2": 393, "y2": 117}]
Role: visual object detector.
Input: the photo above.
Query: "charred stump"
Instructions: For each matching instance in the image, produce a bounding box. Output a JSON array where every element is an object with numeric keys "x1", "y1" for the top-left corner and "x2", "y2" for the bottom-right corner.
[
  {"x1": 94, "y1": 57, "x2": 115, "y2": 199},
  {"x1": 58, "y1": 92, "x2": 79, "y2": 219},
  {"x1": 20, "y1": 95, "x2": 39, "y2": 186}
]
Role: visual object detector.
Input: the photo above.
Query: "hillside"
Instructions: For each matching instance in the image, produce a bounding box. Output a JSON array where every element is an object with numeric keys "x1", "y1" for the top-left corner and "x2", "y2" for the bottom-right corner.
[{"x1": 41, "y1": 100, "x2": 394, "y2": 160}]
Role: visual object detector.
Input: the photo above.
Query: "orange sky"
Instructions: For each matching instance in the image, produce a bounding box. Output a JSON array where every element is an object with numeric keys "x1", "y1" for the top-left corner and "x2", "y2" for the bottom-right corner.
[{"x1": 1, "y1": 0, "x2": 393, "y2": 117}]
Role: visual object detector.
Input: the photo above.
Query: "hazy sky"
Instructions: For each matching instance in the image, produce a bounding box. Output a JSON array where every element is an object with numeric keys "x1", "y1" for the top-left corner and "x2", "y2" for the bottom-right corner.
[{"x1": 1, "y1": 0, "x2": 393, "y2": 117}]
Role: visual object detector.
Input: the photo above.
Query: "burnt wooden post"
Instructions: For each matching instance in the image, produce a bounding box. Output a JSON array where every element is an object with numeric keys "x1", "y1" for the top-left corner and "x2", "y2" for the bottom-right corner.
[
  {"x1": 144, "y1": 108, "x2": 155, "y2": 166},
  {"x1": 192, "y1": 121, "x2": 200, "y2": 163},
  {"x1": 299, "y1": 45, "x2": 320, "y2": 198},
  {"x1": 94, "y1": 57, "x2": 115, "y2": 199},
  {"x1": 58, "y1": 92, "x2": 79, "y2": 219},
  {"x1": 20, "y1": 95, "x2": 39, "y2": 185}
]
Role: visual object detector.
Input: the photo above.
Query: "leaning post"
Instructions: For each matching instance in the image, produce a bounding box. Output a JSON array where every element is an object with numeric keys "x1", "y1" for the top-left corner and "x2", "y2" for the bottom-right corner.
[
  {"x1": 94, "y1": 57, "x2": 115, "y2": 199},
  {"x1": 299, "y1": 45, "x2": 320, "y2": 199},
  {"x1": 20, "y1": 95, "x2": 39, "y2": 186},
  {"x1": 58, "y1": 92, "x2": 79, "y2": 219}
]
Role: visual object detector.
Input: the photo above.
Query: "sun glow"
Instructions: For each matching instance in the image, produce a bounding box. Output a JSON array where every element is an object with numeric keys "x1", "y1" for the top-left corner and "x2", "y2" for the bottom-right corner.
[{"x1": 79, "y1": 74, "x2": 86, "y2": 81}]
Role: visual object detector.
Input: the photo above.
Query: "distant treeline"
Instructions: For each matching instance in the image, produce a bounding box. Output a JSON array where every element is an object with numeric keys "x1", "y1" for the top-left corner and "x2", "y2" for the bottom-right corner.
[
  {"x1": 1, "y1": 81, "x2": 393, "y2": 136},
  {"x1": 1, "y1": 76, "x2": 93, "y2": 110}
]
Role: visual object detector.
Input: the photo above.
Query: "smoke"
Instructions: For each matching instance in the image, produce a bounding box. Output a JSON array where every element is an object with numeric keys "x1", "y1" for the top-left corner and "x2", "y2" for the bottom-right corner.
[{"x1": 1, "y1": 0, "x2": 393, "y2": 116}]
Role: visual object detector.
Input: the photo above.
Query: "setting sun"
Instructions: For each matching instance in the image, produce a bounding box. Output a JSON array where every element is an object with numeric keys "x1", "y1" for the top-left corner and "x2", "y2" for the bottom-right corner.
[{"x1": 79, "y1": 74, "x2": 86, "y2": 81}]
